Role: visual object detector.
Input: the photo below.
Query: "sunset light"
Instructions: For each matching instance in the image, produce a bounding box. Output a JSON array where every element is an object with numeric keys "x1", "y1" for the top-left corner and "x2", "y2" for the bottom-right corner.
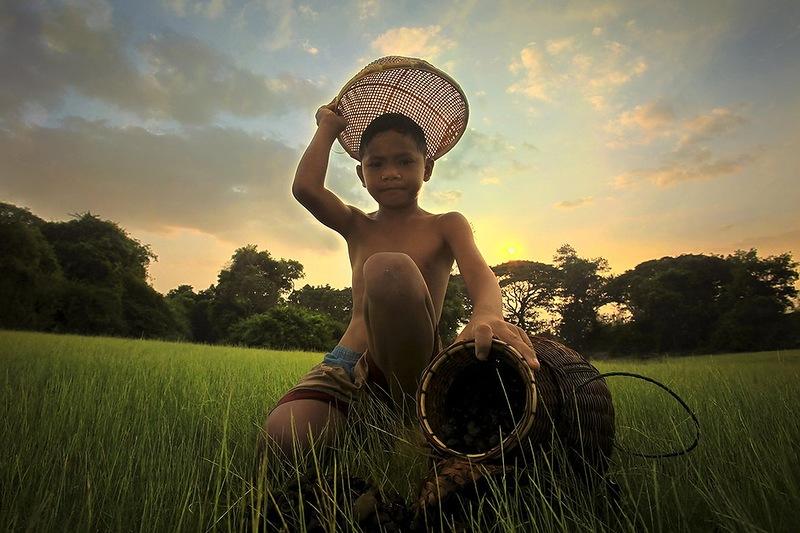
[{"x1": 0, "y1": 0, "x2": 797, "y2": 292}]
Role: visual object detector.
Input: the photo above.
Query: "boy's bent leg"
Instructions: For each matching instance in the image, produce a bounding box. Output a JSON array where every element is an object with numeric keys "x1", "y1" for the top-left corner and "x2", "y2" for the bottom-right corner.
[
  {"x1": 261, "y1": 399, "x2": 346, "y2": 460},
  {"x1": 362, "y1": 252, "x2": 437, "y2": 405}
]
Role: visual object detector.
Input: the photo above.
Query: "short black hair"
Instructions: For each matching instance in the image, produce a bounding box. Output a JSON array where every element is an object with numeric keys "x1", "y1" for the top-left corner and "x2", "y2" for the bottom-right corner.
[{"x1": 358, "y1": 113, "x2": 427, "y2": 160}]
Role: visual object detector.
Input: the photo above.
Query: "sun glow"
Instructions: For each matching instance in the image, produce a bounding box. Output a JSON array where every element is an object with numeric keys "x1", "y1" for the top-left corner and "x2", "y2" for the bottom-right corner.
[{"x1": 498, "y1": 240, "x2": 523, "y2": 261}]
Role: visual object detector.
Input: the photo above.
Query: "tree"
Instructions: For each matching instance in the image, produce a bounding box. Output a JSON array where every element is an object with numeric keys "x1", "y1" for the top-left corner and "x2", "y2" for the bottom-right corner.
[
  {"x1": 491, "y1": 260, "x2": 559, "y2": 335},
  {"x1": 710, "y1": 250, "x2": 799, "y2": 351},
  {"x1": 227, "y1": 305, "x2": 343, "y2": 351},
  {"x1": 211, "y1": 245, "x2": 304, "y2": 340},
  {"x1": 41, "y1": 213, "x2": 155, "y2": 285},
  {"x1": 289, "y1": 284, "x2": 352, "y2": 325},
  {"x1": 608, "y1": 254, "x2": 732, "y2": 353},
  {"x1": 553, "y1": 244, "x2": 610, "y2": 349},
  {"x1": 189, "y1": 286, "x2": 218, "y2": 343},
  {"x1": 0, "y1": 203, "x2": 62, "y2": 329},
  {"x1": 39, "y1": 212, "x2": 179, "y2": 338},
  {"x1": 439, "y1": 274, "x2": 471, "y2": 345},
  {"x1": 165, "y1": 285, "x2": 197, "y2": 340},
  {"x1": 121, "y1": 273, "x2": 181, "y2": 339}
]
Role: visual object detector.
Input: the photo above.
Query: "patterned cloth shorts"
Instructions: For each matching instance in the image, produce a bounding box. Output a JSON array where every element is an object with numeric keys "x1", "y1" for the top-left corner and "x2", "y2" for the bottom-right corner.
[{"x1": 273, "y1": 335, "x2": 442, "y2": 416}]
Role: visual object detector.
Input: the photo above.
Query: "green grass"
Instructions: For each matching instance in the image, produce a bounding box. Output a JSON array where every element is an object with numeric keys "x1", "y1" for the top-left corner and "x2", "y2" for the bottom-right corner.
[{"x1": 1, "y1": 330, "x2": 799, "y2": 532}]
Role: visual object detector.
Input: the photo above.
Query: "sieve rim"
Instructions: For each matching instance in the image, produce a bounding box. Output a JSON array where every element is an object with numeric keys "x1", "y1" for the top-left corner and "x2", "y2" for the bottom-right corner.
[
  {"x1": 417, "y1": 338, "x2": 538, "y2": 462},
  {"x1": 333, "y1": 56, "x2": 469, "y2": 161}
]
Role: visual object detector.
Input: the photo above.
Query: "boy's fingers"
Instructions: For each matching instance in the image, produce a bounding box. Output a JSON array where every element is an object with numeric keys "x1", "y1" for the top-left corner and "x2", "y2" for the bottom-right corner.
[
  {"x1": 474, "y1": 323, "x2": 493, "y2": 360},
  {"x1": 514, "y1": 328, "x2": 539, "y2": 370}
]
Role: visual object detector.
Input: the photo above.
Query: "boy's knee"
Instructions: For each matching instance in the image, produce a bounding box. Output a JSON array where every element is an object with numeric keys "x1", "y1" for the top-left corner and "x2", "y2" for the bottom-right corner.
[{"x1": 363, "y1": 252, "x2": 426, "y2": 302}]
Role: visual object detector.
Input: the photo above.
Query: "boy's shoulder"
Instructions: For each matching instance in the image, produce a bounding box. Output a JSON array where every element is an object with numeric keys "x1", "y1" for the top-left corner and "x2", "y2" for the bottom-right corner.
[
  {"x1": 436, "y1": 211, "x2": 473, "y2": 235},
  {"x1": 349, "y1": 206, "x2": 468, "y2": 227}
]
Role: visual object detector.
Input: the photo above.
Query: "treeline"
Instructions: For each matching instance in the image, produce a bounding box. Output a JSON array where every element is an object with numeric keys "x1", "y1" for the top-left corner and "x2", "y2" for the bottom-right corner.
[
  {"x1": 469, "y1": 246, "x2": 800, "y2": 355},
  {"x1": 1, "y1": 202, "x2": 798, "y2": 355}
]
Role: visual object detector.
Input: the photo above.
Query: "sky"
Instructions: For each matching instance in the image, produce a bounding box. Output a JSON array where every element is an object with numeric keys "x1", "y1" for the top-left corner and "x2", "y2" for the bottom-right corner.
[{"x1": 1, "y1": 0, "x2": 799, "y2": 293}]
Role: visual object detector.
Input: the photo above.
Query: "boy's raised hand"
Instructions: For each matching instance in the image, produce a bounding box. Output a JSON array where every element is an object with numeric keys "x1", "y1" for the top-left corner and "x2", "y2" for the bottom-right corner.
[
  {"x1": 315, "y1": 99, "x2": 347, "y2": 133},
  {"x1": 455, "y1": 315, "x2": 539, "y2": 371}
]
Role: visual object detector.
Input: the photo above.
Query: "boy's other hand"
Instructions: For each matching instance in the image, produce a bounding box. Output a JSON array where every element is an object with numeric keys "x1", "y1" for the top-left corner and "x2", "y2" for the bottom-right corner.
[
  {"x1": 455, "y1": 316, "x2": 539, "y2": 371},
  {"x1": 315, "y1": 99, "x2": 347, "y2": 133}
]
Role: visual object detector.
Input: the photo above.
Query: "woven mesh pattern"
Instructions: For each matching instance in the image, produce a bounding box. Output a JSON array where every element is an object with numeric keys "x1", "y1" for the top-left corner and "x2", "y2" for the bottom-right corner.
[
  {"x1": 525, "y1": 337, "x2": 616, "y2": 474},
  {"x1": 418, "y1": 341, "x2": 535, "y2": 461},
  {"x1": 418, "y1": 337, "x2": 615, "y2": 474},
  {"x1": 335, "y1": 56, "x2": 469, "y2": 161}
]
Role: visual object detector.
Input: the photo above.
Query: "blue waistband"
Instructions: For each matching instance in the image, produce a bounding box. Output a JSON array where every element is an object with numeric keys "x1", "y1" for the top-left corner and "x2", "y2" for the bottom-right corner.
[{"x1": 322, "y1": 345, "x2": 363, "y2": 376}]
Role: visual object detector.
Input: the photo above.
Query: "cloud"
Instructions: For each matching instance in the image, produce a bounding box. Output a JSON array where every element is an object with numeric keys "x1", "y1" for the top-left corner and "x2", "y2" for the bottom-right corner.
[
  {"x1": 194, "y1": 0, "x2": 227, "y2": 19},
  {"x1": 605, "y1": 100, "x2": 676, "y2": 146},
  {"x1": 0, "y1": 119, "x2": 338, "y2": 252},
  {"x1": 358, "y1": 0, "x2": 379, "y2": 20},
  {"x1": 606, "y1": 102, "x2": 745, "y2": 149},
  {"x1": 617, "y1": 101, "x2": 676, "y2": 131},
  {"x1": 435, "y1": 129, "x2": 529, "y2": 184},
  {"x1": 0, "y1": 2, "x2": 322, "y2": 123},
  {"x1": 139, "y1": 32, "x2": 323, "y2": 123},
  {"x1": 164, "y1": 0, "x2": 188, "y2": 17},
  {"x1": 426, "y1": 190, "x2": 463, "y2": 206},
  {"x1": 546, "y1": 37, "x2": 575, "y2": 55},
  {"x1": 1, "y1": 2, "x2": 152, "y2": 120},
  {"x1": 260, "y1": 0, "x2": 295, "y2": 50},
  {"x1": 554, "y1": 197, "x2": 594, "y2": 209},
  {"x1": 507, "y1": 35, "x2": 647, "y2": 106},
  {"x1": 301, "y1": 40, "x2": 319, "y2": 55},
  {"x1": 679, "y1": 107, "x2": 747, "y2": 146},
  {"x1": 609, "y1": 103, "x2": 755, "y2": 187},
  {"x1": 164, "y1": 0, "x2": 227, "y2": 19},
  {"x1": 371, "y1": 26, "x2": 455, "y2": 61},
  {"x1": 298, "y1": 4, "x2": 318, "y2": 18},
  {"x1": 65, "y1": 0, "x2": 113, "y2": 29},
  {"x1": 613, "y1": 151, "x2": 755, "y2": 188},
  {"x1": 507, "y1": 45, "x2": 555, "y2": 101}
]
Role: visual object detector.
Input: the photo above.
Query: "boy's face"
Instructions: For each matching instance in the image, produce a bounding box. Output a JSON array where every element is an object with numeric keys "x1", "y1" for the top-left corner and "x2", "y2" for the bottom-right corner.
[{"x1": 357, "y1": 130, "x2": 433, "y2": 208}]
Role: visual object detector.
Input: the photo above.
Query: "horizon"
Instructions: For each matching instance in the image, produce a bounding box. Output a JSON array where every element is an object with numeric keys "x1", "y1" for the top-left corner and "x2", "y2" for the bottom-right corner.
[{"x1": 1, "y1": 0, "x2": 798, "y2": 294}]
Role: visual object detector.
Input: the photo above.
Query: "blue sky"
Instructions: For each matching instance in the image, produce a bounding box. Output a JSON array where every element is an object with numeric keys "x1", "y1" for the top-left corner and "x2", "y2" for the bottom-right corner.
[{"x1": 1, "y1": 0, "x2": 798, "y2": 292}]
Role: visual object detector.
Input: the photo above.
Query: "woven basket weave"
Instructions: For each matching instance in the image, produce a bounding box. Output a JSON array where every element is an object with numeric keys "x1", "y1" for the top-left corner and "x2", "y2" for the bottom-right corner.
[
  {"x1": 417, "y1": 339, "x2": 536, "y2": 462},
  {"x1": 334, "y1": 56, "x2": 469, "y2": 161},
  {"x1": 417, "y1": 337, "x2": 615, "y2": 474}
]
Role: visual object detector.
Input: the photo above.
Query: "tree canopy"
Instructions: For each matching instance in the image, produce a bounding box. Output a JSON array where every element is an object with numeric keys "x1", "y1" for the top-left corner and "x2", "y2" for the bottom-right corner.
[{"x1": 1, "y1": 202, "x2": 797, "y2": 356}]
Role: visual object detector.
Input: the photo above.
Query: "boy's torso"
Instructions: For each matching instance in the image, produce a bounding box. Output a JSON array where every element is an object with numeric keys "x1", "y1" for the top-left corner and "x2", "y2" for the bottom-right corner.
[{"x1": 338, "y1": 207, "x2": 455, "y2": 353}]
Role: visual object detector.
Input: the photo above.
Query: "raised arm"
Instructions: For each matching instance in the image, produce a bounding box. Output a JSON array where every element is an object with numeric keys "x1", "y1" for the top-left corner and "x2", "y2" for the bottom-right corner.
[
  {"x1": 292, "y1": 102, "x2": 355, "y2": 237},
  {"x1": 440, "y1": 211, "x2": 539, "y2": 370}
]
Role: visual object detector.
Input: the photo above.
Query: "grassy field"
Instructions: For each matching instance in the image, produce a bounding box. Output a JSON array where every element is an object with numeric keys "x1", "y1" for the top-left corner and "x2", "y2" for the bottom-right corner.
[{"x1": 1, "y1": 330, "x2": 799, "y2": 532}]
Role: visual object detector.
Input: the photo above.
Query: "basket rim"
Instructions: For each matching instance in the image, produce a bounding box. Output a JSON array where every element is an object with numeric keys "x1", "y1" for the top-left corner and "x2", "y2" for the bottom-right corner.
[
  {"x1": 334, "y1": 55, "x2": 469, "y2": 161},
  {"x1": 417, "y1": 338, "x2": 537, "y2": 461}
]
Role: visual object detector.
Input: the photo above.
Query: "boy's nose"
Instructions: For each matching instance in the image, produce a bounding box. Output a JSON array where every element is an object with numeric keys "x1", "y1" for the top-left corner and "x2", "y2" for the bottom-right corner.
[{"x1": 381, "y1": 171, "x2": 400, "y2": 180}]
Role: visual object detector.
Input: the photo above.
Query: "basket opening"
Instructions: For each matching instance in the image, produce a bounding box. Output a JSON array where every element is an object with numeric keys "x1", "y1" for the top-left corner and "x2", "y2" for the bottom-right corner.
[{"x1": 431, "y1": 348, "x2": 527, "y2": 455}]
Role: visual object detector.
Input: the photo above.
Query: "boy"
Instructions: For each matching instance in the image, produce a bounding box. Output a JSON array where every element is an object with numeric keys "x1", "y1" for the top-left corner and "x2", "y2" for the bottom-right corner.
[{"x1": 263, "y1": 102, "x2": 539, "y2": 455}]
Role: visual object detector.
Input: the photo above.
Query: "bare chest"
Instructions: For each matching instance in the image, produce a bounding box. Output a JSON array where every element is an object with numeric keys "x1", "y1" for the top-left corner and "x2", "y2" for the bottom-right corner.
[
  {"x1": 350, "y1": 229, "x2": 446, "y2": 274},
  {"x1": 347, "y1": 216, "x2": 453, "y2": 289}
]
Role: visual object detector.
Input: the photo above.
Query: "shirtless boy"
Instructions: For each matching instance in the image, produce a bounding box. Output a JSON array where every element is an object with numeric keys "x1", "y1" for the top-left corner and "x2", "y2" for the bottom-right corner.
[{"x1": 262, "y1": 102, "x2": 539, "y2": 455}]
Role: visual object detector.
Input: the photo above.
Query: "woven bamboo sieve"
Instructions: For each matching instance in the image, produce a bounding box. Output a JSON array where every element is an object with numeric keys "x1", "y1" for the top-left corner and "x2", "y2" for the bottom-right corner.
[
  {"x1": 417, "y1": 337, "x2": 616, "y2": 474},
  {"x1": 417, "y1": 339, "x2": 536, "y2": 462},
  {"x1": 334, "y1": 56, "x2": 469, "y2": 161}
]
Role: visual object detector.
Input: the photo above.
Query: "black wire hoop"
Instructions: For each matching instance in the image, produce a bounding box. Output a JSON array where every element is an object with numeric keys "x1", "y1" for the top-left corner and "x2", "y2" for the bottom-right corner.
[{"x1": 574, "y1": 371, "x2": 701, "y2": 459}]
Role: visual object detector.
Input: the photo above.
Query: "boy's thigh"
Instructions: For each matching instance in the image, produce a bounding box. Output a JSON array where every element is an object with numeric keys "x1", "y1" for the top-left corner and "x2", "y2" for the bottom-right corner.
[{"x1": 266, "y1": 398, "x2": 346, "y2": 438}]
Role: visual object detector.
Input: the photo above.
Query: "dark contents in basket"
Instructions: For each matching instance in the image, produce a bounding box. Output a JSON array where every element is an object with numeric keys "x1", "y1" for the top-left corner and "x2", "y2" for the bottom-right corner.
[{"x1": 436, "y1": 354, "x2": 527, "y2": 454}]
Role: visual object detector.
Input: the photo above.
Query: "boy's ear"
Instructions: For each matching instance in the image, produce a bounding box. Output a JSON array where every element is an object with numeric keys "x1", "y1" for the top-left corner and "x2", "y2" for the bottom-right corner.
[
  {"x1": 356, "y1": 164, "x2": 366, "y2": 187},
  {"x1": 423, "y1": 159, "x2": 434, "y2": 182}
]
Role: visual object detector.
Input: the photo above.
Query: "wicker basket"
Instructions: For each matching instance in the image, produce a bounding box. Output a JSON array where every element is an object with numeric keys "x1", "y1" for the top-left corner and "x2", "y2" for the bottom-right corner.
[
  {"x1": 417, "y1": 337, "x2": 615, "y2": 474},
  {"x1": 417, "y1": 339, "x2": 536, "y2": 462},
  {"x1": 334, "y1": 56, "x2": 469, "y2": 161}
]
